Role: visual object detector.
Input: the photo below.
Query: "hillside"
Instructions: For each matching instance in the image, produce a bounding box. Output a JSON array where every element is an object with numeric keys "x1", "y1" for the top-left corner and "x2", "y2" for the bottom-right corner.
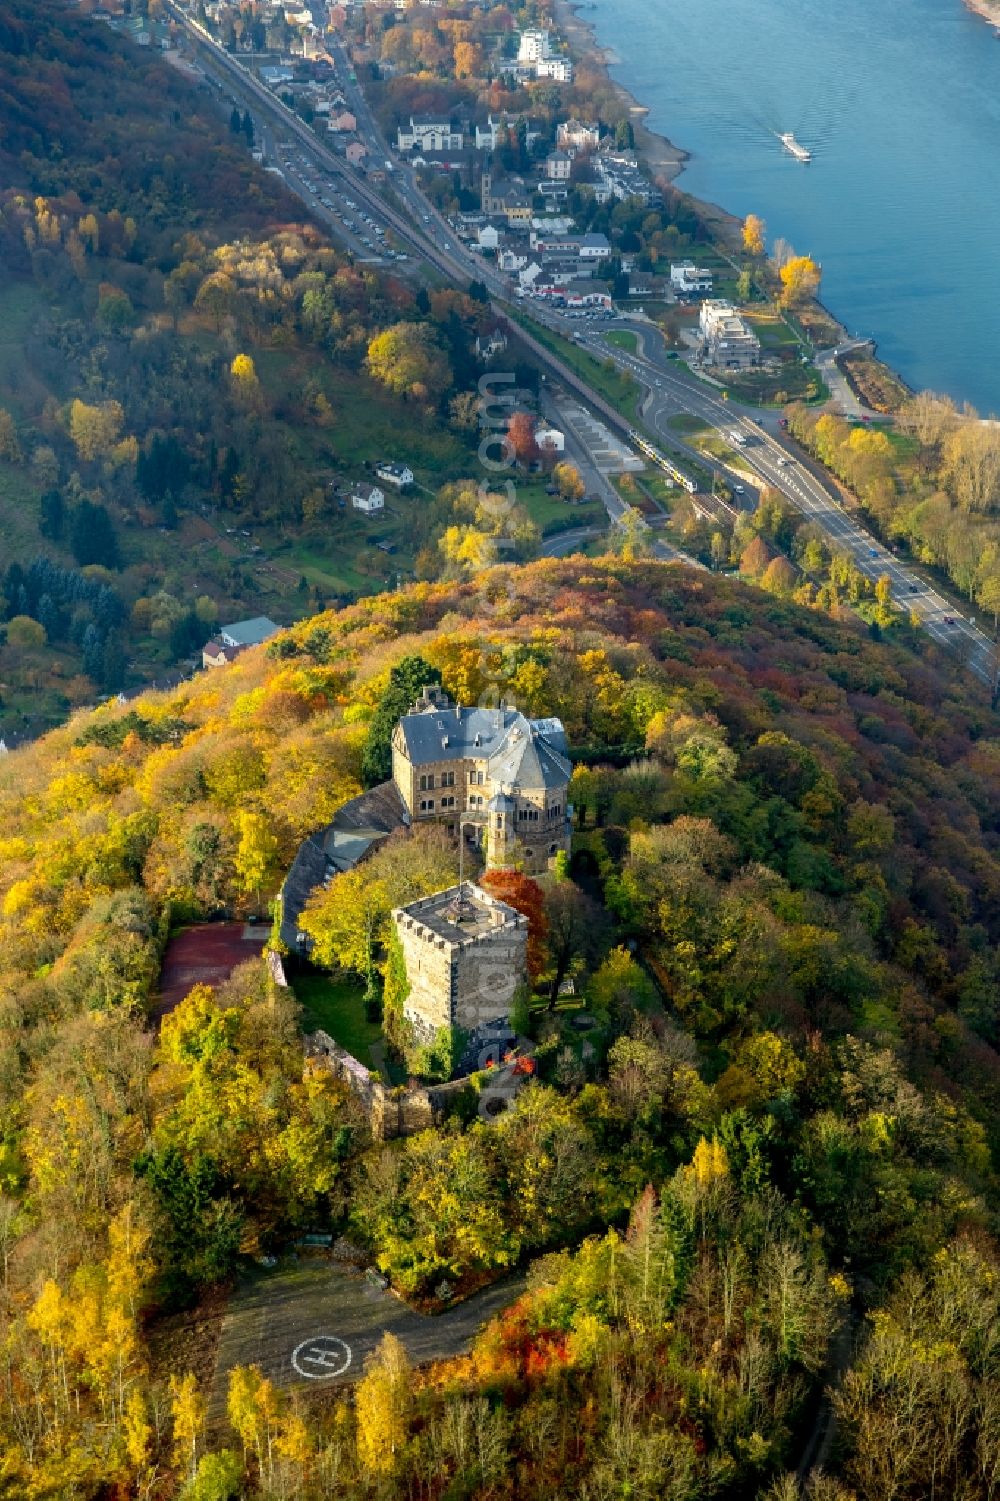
[
  {"x1": 1, "y1": 557, "x2": 999, "y2": 1498},
  {"x1": 0, "y1": 0, "x2": 561, "y2": 743}
]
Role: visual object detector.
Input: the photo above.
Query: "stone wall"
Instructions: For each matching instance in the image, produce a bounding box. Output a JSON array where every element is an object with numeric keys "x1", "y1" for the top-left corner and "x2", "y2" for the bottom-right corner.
[
  {"x1": 453, "y1": 924, "x2": 527, "y2": 1033},
  {"x1": 397, "y1": 923, "x2": 454, "y2": 1043}
]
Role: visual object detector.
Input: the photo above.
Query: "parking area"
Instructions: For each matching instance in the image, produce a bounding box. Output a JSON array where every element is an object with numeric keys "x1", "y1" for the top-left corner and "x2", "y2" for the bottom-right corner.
[{"x1": 208, "y1": 1263, "x2": 524, "y2": 1414}]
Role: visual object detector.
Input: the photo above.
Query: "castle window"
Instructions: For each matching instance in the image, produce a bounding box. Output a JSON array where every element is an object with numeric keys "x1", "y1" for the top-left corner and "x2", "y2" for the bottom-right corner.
[
  {"x1": 477, "y1": 771, "x2": 484, "y2": 786},
  {"x1": 468, "y1": 769, "x2": 476, "y2": 785},
  {"x1": 428, "y1": 774, "x2": 435, "y2": 790},
  {"x1": 419, "y1": 774, "x2": 428, "y2": 791}
]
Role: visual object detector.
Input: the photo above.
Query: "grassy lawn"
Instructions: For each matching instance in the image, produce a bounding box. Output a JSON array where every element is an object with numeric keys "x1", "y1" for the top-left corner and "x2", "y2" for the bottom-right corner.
[
  {"x1": 291, "y1": 970, "x2": 384, "y2": 1069},
  {"x1": 666, "y1": 413, "x2": 710, "y2": 436},
  {"x1": 0, "y1": 284, "x2": 50, "y2": 419},
  {"x1": 517, "y1": 480, "x2": 605, "y2": 535},
  {"x1": 604, "y1": 329, "x2": 638, "y2": 353},
  {"x1": 511, "y1": 313, "x2": 643, "y2": 419}
]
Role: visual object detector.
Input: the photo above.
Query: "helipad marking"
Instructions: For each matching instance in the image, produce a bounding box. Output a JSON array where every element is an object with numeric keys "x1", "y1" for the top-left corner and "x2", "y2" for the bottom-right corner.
[{"x1": 291, "y1": 1335, "x2": 352, "y2": 1380}]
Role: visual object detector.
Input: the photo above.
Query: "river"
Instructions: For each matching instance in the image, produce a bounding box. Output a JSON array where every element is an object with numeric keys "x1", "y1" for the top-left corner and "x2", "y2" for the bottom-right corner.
[{"x1": 587, "y1": 0, "x2": 1000, "y2": 413}]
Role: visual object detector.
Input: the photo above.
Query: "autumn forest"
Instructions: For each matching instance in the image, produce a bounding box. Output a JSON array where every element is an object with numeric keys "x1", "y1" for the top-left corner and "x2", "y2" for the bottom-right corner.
[{"x1": 2, "y1": 3, "x2": 1000, "y2": 1501}]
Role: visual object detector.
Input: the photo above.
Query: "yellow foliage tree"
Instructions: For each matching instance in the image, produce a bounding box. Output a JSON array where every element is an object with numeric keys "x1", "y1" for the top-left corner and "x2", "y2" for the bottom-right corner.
[
  {"x1": 0, "y1": 408, "x2": 22, "y2": 462},
  {"x1": 438, "y1": 524, "x2": 498, "y2": 573},
  {"x1": 69, "y1": 398, "x2": 125, "y2": 461},
  {"x1": 233, "y1": 809, "x2": 280, "y2": 908},
  {"x1": 742, "y1": 213, "x2": 766, "y2": 257},
  {"x1": 355, "y1": 1333, "x2": 411, "y2": 1477},
  {"x1": 779, "y1": 255, "x2": 821, "y2": 307},
  {"x1": 169, "y1": 1372, "x2": 205, "y2": 1484}
]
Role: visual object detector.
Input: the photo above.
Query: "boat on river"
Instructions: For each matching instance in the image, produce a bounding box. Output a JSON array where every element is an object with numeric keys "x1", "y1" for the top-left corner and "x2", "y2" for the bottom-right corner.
[{"x1": 779, "y1": 132, "x2": 811, "y2": 162}]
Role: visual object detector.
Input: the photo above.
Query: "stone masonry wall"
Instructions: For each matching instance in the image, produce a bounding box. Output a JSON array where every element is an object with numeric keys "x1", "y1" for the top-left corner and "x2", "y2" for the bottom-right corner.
[{"x1": 453, "y1": 924, "x2": 527, "y2": 1033}]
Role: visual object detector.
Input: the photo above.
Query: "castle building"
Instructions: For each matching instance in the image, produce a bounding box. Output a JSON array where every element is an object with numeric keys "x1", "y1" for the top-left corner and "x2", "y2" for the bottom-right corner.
[
  {"x1": 393, "y1": 882, "x2": 528, "y2": 1045},
  {"x1": 391, "y1": 685, "x2": 572, "y2": 871}
]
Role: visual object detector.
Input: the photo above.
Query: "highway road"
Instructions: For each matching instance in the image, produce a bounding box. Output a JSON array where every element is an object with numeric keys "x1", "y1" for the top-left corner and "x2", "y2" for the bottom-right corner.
[
  {"x1": 578, "y1": 323, "x2": 997, "y2": 682},
  {"x1": 165, "y1": 4, "x2": 997, "y2": 688}
]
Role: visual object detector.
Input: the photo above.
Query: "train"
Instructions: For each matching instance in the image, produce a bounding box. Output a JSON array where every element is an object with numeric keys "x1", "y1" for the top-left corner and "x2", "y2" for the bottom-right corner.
[{"x1": 627, "y1": 429, "x2": 698, "y2": 493}]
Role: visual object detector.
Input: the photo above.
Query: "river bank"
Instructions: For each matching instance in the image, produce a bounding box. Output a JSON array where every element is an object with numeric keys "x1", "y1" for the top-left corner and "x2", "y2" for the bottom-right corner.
[
  {"x1": 965, "y1": 0, "x2": 1000, "y2": 30},
  {"x1": 550, "y1": 0, "x2": 855, "y2": 345},
  {"x1": 548, "y1": 0, "x2": 951, "y2": 411}
]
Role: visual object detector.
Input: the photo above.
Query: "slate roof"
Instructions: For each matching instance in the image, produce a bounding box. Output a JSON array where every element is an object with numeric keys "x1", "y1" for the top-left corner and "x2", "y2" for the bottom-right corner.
[
  {"x1": 489, "y1": 721, "x2": 571, "y2": 791},
  {"x1": 397, "y1": 698, "x2": 570, "y2": 795},
  {"x1": 220, "y1": 615, "x2": 280, "y2": 648},
  {"x1": 279, "y1": 781, "x2": 408, "y2": 950}
]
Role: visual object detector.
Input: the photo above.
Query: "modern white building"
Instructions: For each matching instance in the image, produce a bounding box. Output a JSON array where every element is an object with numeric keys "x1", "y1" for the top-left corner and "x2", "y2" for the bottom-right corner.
[
  {"x1": 535, "y1": 56, "x2": 573, "y2": 81},
  {"x1": 517, "y1": 28, "x2": 552, "y2": 61},
  {"x1": 670, "y1": 262, "x2": 713, "y2": 296},
  {"x1": 698, "y1": 300, "x2": 761, "y2": 370}
]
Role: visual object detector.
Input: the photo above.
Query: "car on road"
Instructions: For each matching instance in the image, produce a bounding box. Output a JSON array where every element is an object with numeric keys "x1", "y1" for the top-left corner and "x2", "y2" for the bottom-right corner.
[
  {"x1": 868, "y1": 548, "x2": 879, "y2": 558},
  {"x1": 910, "y1": 584, "x2": 919, "y2": 592},
  {"x1": 777, "y1": 456, "x2": 790, "y2": 467}
]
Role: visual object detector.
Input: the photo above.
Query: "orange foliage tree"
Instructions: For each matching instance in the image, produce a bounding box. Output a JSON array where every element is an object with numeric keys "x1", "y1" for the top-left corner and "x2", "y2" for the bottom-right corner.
[{"x1": 479, "y1": 870, "x2": 548, "y2": 978}]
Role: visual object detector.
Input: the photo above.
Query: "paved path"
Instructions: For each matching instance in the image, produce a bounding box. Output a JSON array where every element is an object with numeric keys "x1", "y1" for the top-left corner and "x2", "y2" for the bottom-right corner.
[
  {"x1": 209, "y1": 1263, "x2": 525, "y2": 1414},
  {"x1": 814, "y1": 339, "x2": 880, "y2": 421}
]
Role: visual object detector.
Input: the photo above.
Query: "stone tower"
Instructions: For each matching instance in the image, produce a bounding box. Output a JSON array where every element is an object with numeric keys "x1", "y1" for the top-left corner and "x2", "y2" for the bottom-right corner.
[{"x1": 392, "y1": 882, "x2": 528, "y2": 1046}]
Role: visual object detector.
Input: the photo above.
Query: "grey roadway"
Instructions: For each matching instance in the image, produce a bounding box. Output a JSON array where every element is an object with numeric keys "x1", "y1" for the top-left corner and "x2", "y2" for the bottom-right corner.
[
  {"x1": 169, "y1": 5, "x2": 996, "y2": 687},
  {"x1": 209, "y1": 1262, "x2": 525, "y2": 1414},
  {"x1": 578, "y1": 322, "x2": 997, "y2": 683}
]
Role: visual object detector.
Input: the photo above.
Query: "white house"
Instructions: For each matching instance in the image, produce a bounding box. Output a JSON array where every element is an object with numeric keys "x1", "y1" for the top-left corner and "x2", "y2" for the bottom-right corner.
[
  {"x1": 535, "y1": 425, "x2": 565, "y2": 454},
  {"x1": 557, "y1": 119, "x2": 600, "y2": 151},
  {"x1": 352, "y1": 481, "x2": 385, "y2": 513},
  {"x1": 579, "y1": 232, "x2": 611, "y2": 260},
  {"x1": 517, "y1": 28, "x2": 552, "y2": 61},
  {"x1": 375, "y1": 462, "x2": 414, "y2": 490},
  {"x1": 670, "y1": 262, "x2": 713, "y2": 296},
  {"x1": 478, "y1": 224, "x2": 501, "y2": 251},
  {"x1": 545, "y1": 151, "x2": 572, "y2": 181},
  {"x1": 475, "y1": 115, "x2": 501, "y2": 151},
  {"x1": 499, "y1": 248, "x2": 529, "y2": 273},
  {"x1": 397, "y1": 115, "x2": 464, "y2": 153}
]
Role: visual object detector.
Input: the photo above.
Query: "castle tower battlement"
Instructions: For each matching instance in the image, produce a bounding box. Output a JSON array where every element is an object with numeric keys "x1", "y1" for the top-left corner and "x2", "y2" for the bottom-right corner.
[{"x1": 392, "y1": 881, "x2": 528, "y2": 1045}]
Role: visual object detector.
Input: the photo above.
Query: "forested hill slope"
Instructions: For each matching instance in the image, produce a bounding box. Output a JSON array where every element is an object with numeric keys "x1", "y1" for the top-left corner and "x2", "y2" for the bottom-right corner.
[{"x1": 3, "y1": 557, "x2": 1000, "y2": 1498}]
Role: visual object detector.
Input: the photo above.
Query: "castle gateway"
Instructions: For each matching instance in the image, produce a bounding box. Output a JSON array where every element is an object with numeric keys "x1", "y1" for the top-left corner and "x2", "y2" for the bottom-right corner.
[{"x1": 391, "y1": 686, "x2": 572, "y2": 871}]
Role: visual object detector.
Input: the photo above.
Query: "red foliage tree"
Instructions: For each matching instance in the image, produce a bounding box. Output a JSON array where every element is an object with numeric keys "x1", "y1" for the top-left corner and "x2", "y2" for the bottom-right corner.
[
  {"x1": 479, "y1": 870, "x2": 548, "y2": 978},
  {"x1": 506, "y1": 411, "x2": 540, "y2": 468}
]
